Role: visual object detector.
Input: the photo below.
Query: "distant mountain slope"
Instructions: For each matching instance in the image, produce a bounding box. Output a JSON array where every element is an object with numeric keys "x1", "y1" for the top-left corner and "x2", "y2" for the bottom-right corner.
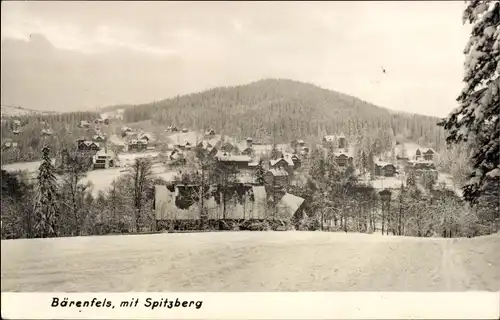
[
  {"x1": 1, "y1": 105, "x2": 55, "y2": 118},
  {"x1": 110, "y1": 78, "x2": 444, "y2": 145}
]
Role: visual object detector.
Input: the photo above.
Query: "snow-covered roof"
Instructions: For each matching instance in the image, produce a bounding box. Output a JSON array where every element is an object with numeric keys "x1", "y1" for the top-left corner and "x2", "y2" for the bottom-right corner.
[
  {"x1": 283, "y1": 152, "x2": 299, "y2": 160},
  {"x1": 198, "y1": 140, "x2": 214, "y2": 150},
  {"x1": 138, "y1": 133, "x2": 152, "y2": 140},
  {"x1": 297, "y1": 139, "x2": 305, "y2": 144},
  {"x1": 375, "y1": 161, "x2": 395, "y2": 167},
  {"x1": 270, "y1": 157, "x2": 294, "y2": 167},
  {"x1": 215, "y1": 152, "x2": 251, "y2": 162},
  {"x1": 248, "y1": 161, "x2": 260, "y2": 167},
  {"x1": 96, "y1": 150, "x2": 116, "y2": 158},
  {"x1": 323, "y1": 135, "x2": 336, "y2": 142},
  {"x1": 246, "y1": 137, "x2": 253, "y2": 141},
  {"x1": 334, "y1": 151, "x2": 353, "y2": 158},
  {"x1": 279, "y1": 193, "x2": 305, "y2": 217}
]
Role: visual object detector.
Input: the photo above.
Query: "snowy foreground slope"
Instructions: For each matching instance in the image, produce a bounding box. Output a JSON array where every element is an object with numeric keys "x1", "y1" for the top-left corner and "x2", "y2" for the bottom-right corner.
[{"x1": 1, "y1": 232, "x2": 499, "y2": 292}]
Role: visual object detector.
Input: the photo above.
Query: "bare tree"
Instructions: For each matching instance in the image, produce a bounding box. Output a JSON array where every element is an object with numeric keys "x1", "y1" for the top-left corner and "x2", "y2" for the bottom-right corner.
[
  {"x1": 60, "y1": 150, "x2": 91, "y2": 236},
  {"x1": 129, "y1": 158, "x2": 153, "y2": 233}
]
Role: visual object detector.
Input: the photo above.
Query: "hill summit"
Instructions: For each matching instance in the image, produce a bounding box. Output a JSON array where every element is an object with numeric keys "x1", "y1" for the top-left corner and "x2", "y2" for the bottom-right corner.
[{"x1": 110, "y1": 78, "x2": 442, "y2": 144}]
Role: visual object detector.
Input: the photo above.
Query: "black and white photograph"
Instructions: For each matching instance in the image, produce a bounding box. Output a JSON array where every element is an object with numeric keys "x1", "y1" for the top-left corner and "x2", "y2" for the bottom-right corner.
[{"x1": 1, "y1": 0, "x2": 499, "y2": 298}]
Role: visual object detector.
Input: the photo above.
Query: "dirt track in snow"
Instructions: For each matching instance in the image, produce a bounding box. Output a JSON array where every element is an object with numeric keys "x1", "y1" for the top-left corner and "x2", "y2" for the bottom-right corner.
[{"x1": 1, "y1": 232, "x2": 499, "y2": 292}]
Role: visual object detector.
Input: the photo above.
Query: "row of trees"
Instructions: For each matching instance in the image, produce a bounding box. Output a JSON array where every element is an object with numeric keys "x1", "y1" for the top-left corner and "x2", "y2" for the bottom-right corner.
[
  {"x1": 2, "y1": 140, "x2": 498, "y2": 239},
  {"x1": 1, "y1": 146, "x2": 159, "y2": 239},
  {"x1": 294, "y1": 146, "x2": 499, "y2": 237}
]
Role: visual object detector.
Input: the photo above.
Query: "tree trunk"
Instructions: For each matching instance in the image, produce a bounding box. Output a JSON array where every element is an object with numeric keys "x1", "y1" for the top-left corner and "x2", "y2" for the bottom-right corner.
[
  {"x1": 321, "y1": 208, "x2": 324, "y2": 231},
  {"x1": 381, "y1": 204, "x2": 385, "y2": 235}
]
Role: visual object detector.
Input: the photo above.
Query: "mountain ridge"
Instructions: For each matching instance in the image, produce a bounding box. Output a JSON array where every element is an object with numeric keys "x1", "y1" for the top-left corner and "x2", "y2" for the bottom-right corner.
[
  {"x1": 107, "y1": 78, "x2": 443, "y2": 144},
  {"x1": 100, "y1": 78, "x2": 441, "y2": 120}
]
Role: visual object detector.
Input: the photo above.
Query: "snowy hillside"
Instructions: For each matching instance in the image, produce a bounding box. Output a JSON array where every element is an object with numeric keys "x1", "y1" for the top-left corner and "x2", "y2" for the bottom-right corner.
[{"x1": 1, "y1": 105, "x2": 54, "y2": 118}]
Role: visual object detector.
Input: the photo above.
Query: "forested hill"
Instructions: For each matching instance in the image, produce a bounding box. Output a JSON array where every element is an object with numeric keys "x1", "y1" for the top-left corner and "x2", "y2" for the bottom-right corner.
[{"x1": 113, "y1": 78, "x2": 446, "y2": 146}]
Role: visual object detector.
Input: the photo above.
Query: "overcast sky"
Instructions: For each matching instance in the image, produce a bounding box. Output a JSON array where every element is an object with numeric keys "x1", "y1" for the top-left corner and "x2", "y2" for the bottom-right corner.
[{"x1": 1, "y1": 1, "x2": 471, "y2": 117}]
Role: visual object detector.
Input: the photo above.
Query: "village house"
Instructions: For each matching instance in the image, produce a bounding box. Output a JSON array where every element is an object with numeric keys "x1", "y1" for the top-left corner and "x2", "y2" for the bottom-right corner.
[
  {"x1": 11, "y1": 129, "x2": 21, "y2": 135},
  {"x1": 269, "y1": 155, "x2": 297, "y2": 177},
  {"x1": 241, "y1": 137, "x2": 255, "y2": 156},
  {"x1": 248, "y1": 159, "x2": 261, "y2": 169},
  {"x1": 197, "y1": 140, "x2": 214, "y2": 151},
  {"x1": 242, "y1": 147, "x2": 254, "y2": 156},
  {"x1": 121, "y1": 126, "x2": 132, "y2": 133},
  {"x1": 374, "y1": 161, "x2": 397, "y2": 177},
  {"x1": 407, "y1": 159, "x2": 436, "y2": 171},
  {"x1": 300, "y1": 146, "x2": 309, "y2": 156},
  {"x1": 334, "y1": 151, "x2": 354, "y2": 168},
  {"x1": 416, "y1": 148, "x2": 436, "y2": 161},
  {"x1": 94, "y1": 118, "x2": 104, "y2": 125},
  {"x1": 264, "y1": 168, "x2": 290, "y2": 198},
  {"x1": 220, "y1": 141, "x2": 237, "y2": 153},
  {"x1": 92, "y1": 134, "x2": 106, "y2": 143},
  {"x1": 138, "y1": 133, "x2": 152, "y2": 142},
  {"x1": 215, "y1": 152, "x2": 251, "y2": 170},
  {"x1": 246, "y1": 137, "x2": 253, "y2": 148},
  {"x1": 79, "y1": 120, "x2": 91, "y2": 129},
  {"x1": 182, "y1": 128, "x2": 189, "y2": 133},
  {"x1": 205, "y1": 128, "x2": 216, "y2": 136},
  {"x1": 322, "y1": 134, "x2": 347, "y2": 149},
  {"x1": 154, "y1": 183, "x2": 305, "y2": 223},
  {"x1": 269, "y1": 157, "x2": 293, "y2": 170},
  {"x1": 93, "y1": 149, "x2": 116, "y2": 170},
  {"x1": 77, "y1": 139, "x2": 100, "y2": 152},
  {"x1": 169, "y1": 149, "x2": 184, "y2": 161},
  {"x1": 128, "y1": 139, "x2": 148, "y2": 152},
  {"x1": 337, "y1": 134, "x2": 347, "y2": 149},
  {"x1": 283, "y1": 153, "x2": 301, "y2": 168},
  {"x1": 2, "y1": 141, "x2": 18, "y2": 150}
]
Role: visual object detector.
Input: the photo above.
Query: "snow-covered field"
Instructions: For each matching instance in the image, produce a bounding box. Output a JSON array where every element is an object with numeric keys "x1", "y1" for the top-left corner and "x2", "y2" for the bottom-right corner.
[
  {"x1": 1, "y1": 232, "x2": 499, "y2": 292},
  {"x1": 2, "y1": 154, "x2": 176, "y2": 196},
  {"x1": 83, "y1": 164, "x2": 177, "y2": 196},
  {"x1": 2, "y1": 160, "x2": 47, "y2": 172}
]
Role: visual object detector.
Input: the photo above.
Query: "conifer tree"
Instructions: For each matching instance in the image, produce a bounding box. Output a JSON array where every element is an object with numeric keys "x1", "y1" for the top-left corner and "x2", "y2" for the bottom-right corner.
[
  {"x1": 255, "y1": 160, "x2": 266, "y2": 186},
  {"x1": 438, "y1": 0, "x2": 500, "y2": 203},
  {"x1": 33, "y1": 145, "x2": 59, "y2": 238}
]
